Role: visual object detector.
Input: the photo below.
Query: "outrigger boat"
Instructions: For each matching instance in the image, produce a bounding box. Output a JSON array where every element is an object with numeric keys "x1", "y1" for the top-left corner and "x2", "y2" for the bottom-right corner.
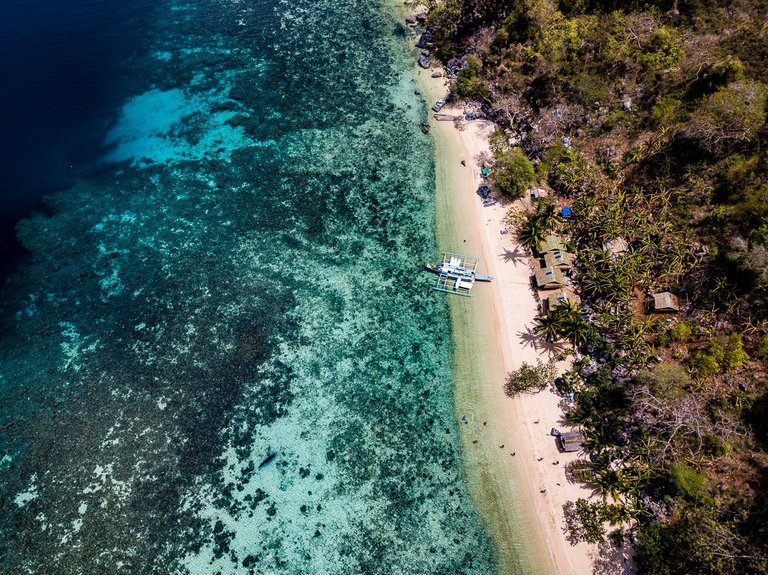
[{"x1": 425, "y1": 252, "x2": 493, "y2": 296}]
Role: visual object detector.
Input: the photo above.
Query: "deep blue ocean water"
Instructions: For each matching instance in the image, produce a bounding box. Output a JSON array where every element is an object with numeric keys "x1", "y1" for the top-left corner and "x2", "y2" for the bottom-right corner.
[
  {"x1": 0, "y1": 0, "x2": 154, "y2": 276},
  {"x1": 0, "y1": 0, "x2": 498, "y2": 573}
]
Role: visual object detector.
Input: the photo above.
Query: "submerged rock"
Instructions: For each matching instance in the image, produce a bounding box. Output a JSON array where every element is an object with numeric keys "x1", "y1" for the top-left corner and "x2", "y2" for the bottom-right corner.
[{"x1": 258, "y1": 453, "x2": 276, "y2": 469}]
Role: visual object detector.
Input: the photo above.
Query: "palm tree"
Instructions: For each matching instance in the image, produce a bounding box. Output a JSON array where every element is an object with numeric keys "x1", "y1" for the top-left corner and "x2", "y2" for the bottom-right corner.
[
  {"x1": 622, "y1": 322, "x2": 648, "y2": 350},
  {"x1": 532, "y1": 196, "x2": 557, "y2": 227},
  {"x1": 595, "y1": 466, "x2": 626, "y2": 502},
  {"x1": 518, "y1": 215, "x2": 547, "y2": 253},
  {"x1": 553, "y1": 298, "x2": 579, "y2": 318},
  {"x1": 564, "y1": 315, "x2": 596, "y2": 348},
  {"x1": 533, "y1": 313, "x2": 562, "y2": 343}
]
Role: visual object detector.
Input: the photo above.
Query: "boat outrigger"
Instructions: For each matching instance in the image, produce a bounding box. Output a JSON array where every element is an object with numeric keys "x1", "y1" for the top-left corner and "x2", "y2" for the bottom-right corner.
[{"x1": 425, "y1": 252, "x2": 493, "y2": 296}]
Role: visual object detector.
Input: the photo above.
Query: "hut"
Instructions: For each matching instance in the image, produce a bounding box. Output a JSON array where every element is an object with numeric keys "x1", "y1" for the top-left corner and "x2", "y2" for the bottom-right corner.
[
  {"x1": 602, "y1": 237, "x2": 628, "y2": 260},
  {"x1": 558, "y1": 430, "x2": 584, "y2": 452},
  {"x1": 535, "y1": 266, "x2": 566, "y2": 289},
  {"x1": 650, "y1": 291, "x2": 680, "y2": 313},
  {"x1": 544, "y1": 249, "x2": 574, "y2": 269},
  {"x1": 547, "y1": 289, "x2": 581, "y2": 312},
  {"x1": 536, "y1": 234, "x2": 566, "y2": 255}
]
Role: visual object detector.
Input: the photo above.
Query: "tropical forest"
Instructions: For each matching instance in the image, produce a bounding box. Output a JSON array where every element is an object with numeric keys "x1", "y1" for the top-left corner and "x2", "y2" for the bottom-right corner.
[{"x1": 420, "y1": 0, "x2": 768, "y2": 572}]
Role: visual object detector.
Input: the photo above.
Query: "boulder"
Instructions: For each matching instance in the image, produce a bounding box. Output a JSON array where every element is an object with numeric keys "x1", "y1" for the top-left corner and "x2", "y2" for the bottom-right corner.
[
  {"x1": 418, "y1": 55, "x2": 431, "y2": 69},
  {"x1": 405, "y1": 15, "x2": 417, "y2": 26},
  {"x1": 445, "y1": 57, "x2": 462, "y2": 78},
  {"x1": 431, "y1": 71, "x2": 443, "y2": 78},
  {"x1": 415, "y1": 31, "x2": 432, "y2": 48}
]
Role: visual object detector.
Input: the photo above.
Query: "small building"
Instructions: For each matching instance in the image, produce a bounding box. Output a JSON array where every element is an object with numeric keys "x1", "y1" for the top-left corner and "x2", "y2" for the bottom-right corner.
[
  {"x1": 650, "y1": 291, "x2": 680, "y2": 313},
  {"x1": 535, "y1": 266, "x2": 566, "y2": 289},
  {"x1": 602, "y1": 237, "x2": 628, "y2": 259},
  {"x1": 547, "y1": 289, "x2": 581, "y2": 312},
  {"x1": 536, "y1": 234, "x2": 566, "y2": 255},
  {"x1": 544, "y1": 249, "x2": 574, "y2": 269},
  {"x1": 558, "y1": 430, "x2": 584, "y2": 452}
]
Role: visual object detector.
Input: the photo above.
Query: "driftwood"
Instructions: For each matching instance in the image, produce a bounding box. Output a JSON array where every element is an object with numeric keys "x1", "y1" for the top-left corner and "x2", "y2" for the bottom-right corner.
[{"x1": 434, "y1": 113, "x2": 460, "y2": 121}]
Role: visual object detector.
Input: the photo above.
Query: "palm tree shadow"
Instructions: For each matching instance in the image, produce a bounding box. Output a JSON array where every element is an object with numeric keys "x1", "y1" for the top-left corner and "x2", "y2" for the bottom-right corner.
[
  {"x1": 517, "y1": 325, "x2": 570, "y2": 354},
  {"x1": 593, "y1": 539, "x2": 636, "y2": 575},
  {"x1": 554, "y1": 409, "x2": 572, "y2": 426},
  {"x1": 500, "y1": 245, "x2": 529, "y2": 267},
  {"x1": 517, "y1": 325, "x2": 543, "y2": 351}
]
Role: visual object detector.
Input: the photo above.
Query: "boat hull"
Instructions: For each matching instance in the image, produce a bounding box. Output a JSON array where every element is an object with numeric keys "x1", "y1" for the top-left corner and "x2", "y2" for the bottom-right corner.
[{"x1": 424, "y1": 262, "x2": 493, "y2": 282}]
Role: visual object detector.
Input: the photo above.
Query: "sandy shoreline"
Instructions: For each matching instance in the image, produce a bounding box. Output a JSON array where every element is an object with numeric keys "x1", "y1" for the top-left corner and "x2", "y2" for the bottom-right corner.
[{"x1": 412, "y1": 66, "x2": 598, "y2": 574}]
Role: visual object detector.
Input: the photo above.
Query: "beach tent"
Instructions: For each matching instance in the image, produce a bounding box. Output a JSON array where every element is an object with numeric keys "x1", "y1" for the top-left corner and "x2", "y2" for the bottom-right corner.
[{"x1": 560, "y1": 206, "x2": 573, "y2": 218}]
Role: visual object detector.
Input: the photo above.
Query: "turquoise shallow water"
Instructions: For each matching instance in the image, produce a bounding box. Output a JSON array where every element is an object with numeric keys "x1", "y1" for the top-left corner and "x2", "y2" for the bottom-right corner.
[{"x1": 0, "y1": 0, "x2": 497, "y2": 573}]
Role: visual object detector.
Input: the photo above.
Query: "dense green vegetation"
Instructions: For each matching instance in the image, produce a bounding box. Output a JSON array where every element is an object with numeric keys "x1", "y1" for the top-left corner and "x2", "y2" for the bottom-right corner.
[
  {"x1": 494, "y1": 146, "x2": 535, "y2": 198},
  {"x1": 421, "y1": 0, "x2": 768, "y2": 571}
]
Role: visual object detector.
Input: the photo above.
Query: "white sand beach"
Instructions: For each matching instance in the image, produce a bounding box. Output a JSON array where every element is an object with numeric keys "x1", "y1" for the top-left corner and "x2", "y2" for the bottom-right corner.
[{"x1": 415, "y1": 68, "x2": 599, "y2": 575}]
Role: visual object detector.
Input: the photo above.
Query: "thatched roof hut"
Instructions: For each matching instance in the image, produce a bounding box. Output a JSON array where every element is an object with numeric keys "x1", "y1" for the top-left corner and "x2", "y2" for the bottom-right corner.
[
  {"x1": 544, "y1": 249, "x2": 574, "y2": 269},
  {"x1": 536, "y1": 234, "x2": 566, "y2": 255},
  {"x1": 535, "y1": 266, "x2": 566, "y2": 289},
  {"x1": 547, "y1": 289, "x2": 581, "y2": 311}
]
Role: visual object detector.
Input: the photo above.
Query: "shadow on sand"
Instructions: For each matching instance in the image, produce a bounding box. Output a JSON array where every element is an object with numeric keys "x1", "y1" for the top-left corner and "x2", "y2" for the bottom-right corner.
[
  {"x1": 500, "y1": 246, "x2": 529, "y2": 267},
  {"x1": 516, "y1": 325, "x2": 570, "y2": 355}
]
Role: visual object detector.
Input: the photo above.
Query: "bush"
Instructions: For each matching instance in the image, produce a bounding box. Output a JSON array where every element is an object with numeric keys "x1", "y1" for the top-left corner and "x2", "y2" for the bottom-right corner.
[
  {"x1": 638, "y1": 26, "x2": 683, "y2": 75},
  {"x1": 454, "y1": 54, "x2": 490, "y2": 100},
  {"x1": 669, "y1": 321, "x2": 693, "y2": 342},
  {"x1": 424, "y1": 0, "x2": 463, "y2": 58},
  {"x1": 755, "y1": 333, "x2": 768, "y2": 359},
  {"x1": 670, "y1": 462, "x2": 708, "y2": 500},
  {"x1": 564, "y1": 498, "x2": 608, "y2": 544},
  {"x1": 702, "y1": 433, "x2": 732, "y2": 456},
  {"x1": 690, "y1": 339, "x2": 725, "y2": 376},
  {"x1": 635, "y1": 362, "x2": 691, "y2": 399},
  {"x1": 504, "y1": 359, "x2": 557, "y2": 396},
  {"x1": 494, "y1": 147, "x2": 535, "y2": 199},
  {"x1": 652, "y1": 94, "x2": 684, "y2": 127},
  {"x1": 690, "y1": 351, "x2": 720, "y2": 376},
  {"x1": 724, "y1": 333, "x2": 749, "y2": 370},
  {"x1": 684, "y1": 81, "x2": 768, "y2": 153}
]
